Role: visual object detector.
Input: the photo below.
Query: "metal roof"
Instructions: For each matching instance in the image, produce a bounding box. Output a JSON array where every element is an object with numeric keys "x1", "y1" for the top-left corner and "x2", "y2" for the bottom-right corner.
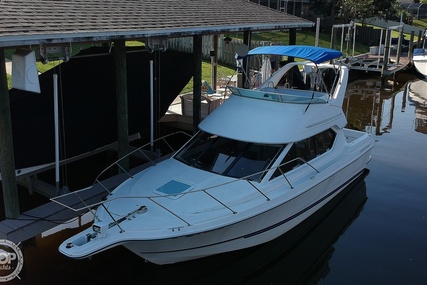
[{"x1": 0, "y1": 0, "x2": 314, "y2": 48}]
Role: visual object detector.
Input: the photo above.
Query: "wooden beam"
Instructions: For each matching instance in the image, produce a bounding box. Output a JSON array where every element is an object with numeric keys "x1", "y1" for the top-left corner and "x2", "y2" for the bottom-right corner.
[
  {"x1": 408, "y1": 31, "x2": 415, "y2": 61},
  {"x1": 0, "y1": 47, "x2": 20, "y2": 218},
  {"x1": 288, "y1": 28, "x2": 297, "y2": 62},
  {"x1": 211, "y1": 35, "x2": 218, "y2": 91},
  {"x1": 113, "y1": 40, "x2": 129, "y2": 171},
  {"x1": 289, "y1": 28, "x2": 296, "y2": 45},
  {"x1": 192, "y1": 35, "x2": 202, "y2": 134}
]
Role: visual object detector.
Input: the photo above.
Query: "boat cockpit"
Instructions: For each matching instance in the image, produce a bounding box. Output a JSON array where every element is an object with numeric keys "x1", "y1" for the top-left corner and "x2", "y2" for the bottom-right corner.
[
  {"x1": 258, "y1": 61, "x2": 341, "y2": 97},
  {"x1": 174, "y1": 128, "x2": 337, "y2": 183}
]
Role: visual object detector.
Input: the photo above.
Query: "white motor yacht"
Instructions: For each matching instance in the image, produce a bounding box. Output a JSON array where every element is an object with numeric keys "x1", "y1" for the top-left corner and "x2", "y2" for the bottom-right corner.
[{"x1": 54, "y1": 45, "x2": 374, "y2": 265}]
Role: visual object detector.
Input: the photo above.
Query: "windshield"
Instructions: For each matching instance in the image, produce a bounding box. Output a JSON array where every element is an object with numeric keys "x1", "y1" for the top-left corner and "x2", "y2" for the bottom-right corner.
[{"x1": 175, "y1": 131, "x2": 284, "y2": 181}]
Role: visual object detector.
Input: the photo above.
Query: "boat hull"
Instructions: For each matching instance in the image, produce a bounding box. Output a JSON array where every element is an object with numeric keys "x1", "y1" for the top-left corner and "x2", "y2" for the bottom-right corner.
[
  {"x1": 122, "y1": 150, "x2": 371, "y2": 264},
  {"x1": 413, "y1": 55, "x2": 427, "y2": 77}
]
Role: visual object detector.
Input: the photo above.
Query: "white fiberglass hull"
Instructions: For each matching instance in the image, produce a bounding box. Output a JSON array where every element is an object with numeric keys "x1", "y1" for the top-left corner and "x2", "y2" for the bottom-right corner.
[
  {"x1": 124, "y1": 152, "x2": 370, "y2": 264},
  {"x1": 413, "y1": 55, "x2": 427, "y2": 77},
  {"x1": 59, "y1": 139, "x2": 372, "y2": 265}
]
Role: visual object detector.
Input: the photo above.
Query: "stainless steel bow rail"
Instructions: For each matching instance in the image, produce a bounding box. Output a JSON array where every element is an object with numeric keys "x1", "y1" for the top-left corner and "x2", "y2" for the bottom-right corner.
[{"x1": 51, "y1": 133, "x2": 321, "y2": 232}]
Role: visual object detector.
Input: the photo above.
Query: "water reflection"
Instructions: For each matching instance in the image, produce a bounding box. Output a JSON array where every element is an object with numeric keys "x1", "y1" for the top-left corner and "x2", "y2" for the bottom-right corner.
[
  {"x1": 12, "y1": 170, "x2": 369, "y2": 284},
  {"x1": 344, "y1": 73, "x2": 426, "y2": 136},
  {"x1": 408, "y1": 79, "x2": 427, "y2": 134}
]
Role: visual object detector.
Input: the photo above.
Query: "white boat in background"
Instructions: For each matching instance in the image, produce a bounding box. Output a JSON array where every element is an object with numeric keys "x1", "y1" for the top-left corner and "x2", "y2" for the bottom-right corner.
[
  {"x1": 412, "y1": 48, "x2": 427, "y2": 77},
  {"x1": 53, "y1": 45, "x2": 374, "y2": 265}
]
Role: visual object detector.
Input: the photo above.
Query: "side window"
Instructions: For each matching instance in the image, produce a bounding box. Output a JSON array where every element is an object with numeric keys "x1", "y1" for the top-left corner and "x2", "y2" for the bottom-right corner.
[
  {"x1": 314, "y1": 129, "x2": 335, "y2": 155},
  {"x1": 271, "y1": 129, "x2": 336, "y2": 180}
]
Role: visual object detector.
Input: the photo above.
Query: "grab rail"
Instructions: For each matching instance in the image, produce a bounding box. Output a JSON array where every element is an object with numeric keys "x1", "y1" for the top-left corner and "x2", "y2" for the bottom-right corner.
[
  {"x1": 94, "y1": 131, "x2": 192, "y2": 196},
  {"x1": 51, "y1": 143, "x2": 321, "y2": 231}
]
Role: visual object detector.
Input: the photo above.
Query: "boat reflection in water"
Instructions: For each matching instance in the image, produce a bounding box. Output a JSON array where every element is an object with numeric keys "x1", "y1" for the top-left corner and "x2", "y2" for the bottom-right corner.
[
  {"x1": 15, "y1": 169, "x2": 368, "y2": 284},
  {"x1": 128, "y1": 169, "x2": 369, "y2": 284},
  {"x1": 408, "y1": 79, "x2": 427, "y2": 134}
]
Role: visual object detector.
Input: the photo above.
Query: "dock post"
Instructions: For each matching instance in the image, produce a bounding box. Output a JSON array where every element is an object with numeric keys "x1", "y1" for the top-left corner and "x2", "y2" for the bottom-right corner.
[
  {"x1": 211, "y1": 35, "x2": 218, "y2": 92},
  {"x1": 193, "y1": 35, "x2": 202, "y2": 134},
  {"x1": 113, "y1": 40, "x2": 129, "y2": 172},
  {"x1": 417, "y1": 30, "x2": 423, "y2": 48},
  {"x1": 381, "y1": 29, "x2": 391, "y2": 85},
  {"x1": 0, "y1": 48, "x2": 20, "y2": 218},
  {"x1": 330, "y1": 26, "x2": 336, "y2": 50},
  {"x1": 396, "y1": 26, "x2": 403, "y2": 65},
  {"x1": 242, "y1": 30, "x2": 251, "y2": 88},
  {"x1": 289, "y1": 28, "x2": 296, "y2": 62},
  {"x1": 315, "y1": 18, "x2": 320, "y2": 47},
  {"x1": 408, "y1": 31, "x2": 415, "y2": 62}
]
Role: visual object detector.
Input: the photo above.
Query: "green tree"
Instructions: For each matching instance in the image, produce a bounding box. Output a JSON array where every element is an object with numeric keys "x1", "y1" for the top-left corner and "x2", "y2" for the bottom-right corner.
[
  {"x1": 339, "y1": 0, "x2": 374, "y2": 23},
  {"x1": 310, "y1": 0, "x2": 339, "y2": 18},
  {"x1": 310, "y1": 0, "x2": 401, "y2": 23}
]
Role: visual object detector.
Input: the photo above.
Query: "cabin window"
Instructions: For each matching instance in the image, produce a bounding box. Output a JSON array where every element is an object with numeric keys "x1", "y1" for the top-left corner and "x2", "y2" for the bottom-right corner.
[
  {"x1": 175, "y1": 131, "x2": 284, "y2": 181},
  {"x1": 271, "y1": 129, "x2": 336, "y2": 179}
]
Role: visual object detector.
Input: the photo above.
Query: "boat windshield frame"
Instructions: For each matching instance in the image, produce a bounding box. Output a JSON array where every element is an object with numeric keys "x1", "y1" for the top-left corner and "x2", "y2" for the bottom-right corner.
[
  {"x1": 228, "y1": 86, "x2": 329, "y2": 104},
  {"x1": 174, "y1": 131, "x2": 285, "y2": 181}
]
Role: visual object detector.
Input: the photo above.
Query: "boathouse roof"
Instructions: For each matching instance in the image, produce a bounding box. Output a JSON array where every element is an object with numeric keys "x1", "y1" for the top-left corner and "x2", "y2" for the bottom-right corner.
[{"x1": 0, "y1": 0, "x2": 313, "y2": 48}]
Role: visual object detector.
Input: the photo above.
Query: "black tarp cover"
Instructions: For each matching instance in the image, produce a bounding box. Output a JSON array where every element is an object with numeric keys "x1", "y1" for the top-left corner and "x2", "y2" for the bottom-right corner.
[{"x1": 9, "y1": 47, "x2": 194, "y2": 169}]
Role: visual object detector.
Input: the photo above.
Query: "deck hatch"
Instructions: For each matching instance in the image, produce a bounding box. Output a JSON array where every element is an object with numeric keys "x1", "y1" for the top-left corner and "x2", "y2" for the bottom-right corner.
[{"x1": 156, "y1": 180, "x2": 192, "y2": 195}]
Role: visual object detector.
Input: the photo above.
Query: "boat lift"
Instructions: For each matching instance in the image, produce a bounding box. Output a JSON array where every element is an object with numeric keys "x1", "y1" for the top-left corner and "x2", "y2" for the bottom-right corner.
[{"x1": 336, "y1": 20, "x2": 413, "y2": 82}]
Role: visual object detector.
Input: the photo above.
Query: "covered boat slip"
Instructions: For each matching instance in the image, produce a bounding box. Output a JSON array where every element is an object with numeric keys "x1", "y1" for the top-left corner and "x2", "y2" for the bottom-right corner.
[{"x1": 0, "y1": 0, "x2": 315, "y2": 223}]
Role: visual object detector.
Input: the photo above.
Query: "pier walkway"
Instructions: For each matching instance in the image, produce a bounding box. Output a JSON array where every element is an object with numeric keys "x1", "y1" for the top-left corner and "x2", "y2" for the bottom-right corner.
[{"x1": 0, "y1": 163, "x2": 150, "y2": 244}]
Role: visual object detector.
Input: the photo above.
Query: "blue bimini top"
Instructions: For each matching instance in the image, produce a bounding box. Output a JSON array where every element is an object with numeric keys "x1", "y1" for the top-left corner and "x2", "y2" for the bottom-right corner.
[{"x1": 246, "y1": 45, "x2": 342, "y2": 64}]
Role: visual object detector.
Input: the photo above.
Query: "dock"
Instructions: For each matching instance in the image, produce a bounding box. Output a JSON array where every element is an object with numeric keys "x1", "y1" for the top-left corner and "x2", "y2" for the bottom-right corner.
[
  {"x1": 330, "y1": 20, "x2": 420, "y2": 81},
  {"x1": 344, "y1": 52, "x2": 411, "y2": 76},
  {"x1": 0, "y1": 160, "x2": 153, "y2": 244}
]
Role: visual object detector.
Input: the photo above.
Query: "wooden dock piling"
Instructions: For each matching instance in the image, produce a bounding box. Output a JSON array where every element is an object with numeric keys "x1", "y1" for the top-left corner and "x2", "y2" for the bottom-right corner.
[
  {"x1": 114, "y1": 40, "x2": 130, "y2": 172},
  {"x1": 381, "y1": 29, "x2": 391, "y2": 84}
]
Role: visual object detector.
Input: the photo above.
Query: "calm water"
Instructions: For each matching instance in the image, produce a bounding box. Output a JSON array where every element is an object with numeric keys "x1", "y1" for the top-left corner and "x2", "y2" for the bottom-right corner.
[{"x1": 6, "y1": 72, "x2": 427, "y2": 284}]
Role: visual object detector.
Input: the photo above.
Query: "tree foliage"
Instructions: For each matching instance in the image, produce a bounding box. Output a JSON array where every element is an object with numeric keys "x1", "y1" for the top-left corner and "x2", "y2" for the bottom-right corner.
[{"x1": 309, "y1": 0, "x2": 401, "y2": 23}]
